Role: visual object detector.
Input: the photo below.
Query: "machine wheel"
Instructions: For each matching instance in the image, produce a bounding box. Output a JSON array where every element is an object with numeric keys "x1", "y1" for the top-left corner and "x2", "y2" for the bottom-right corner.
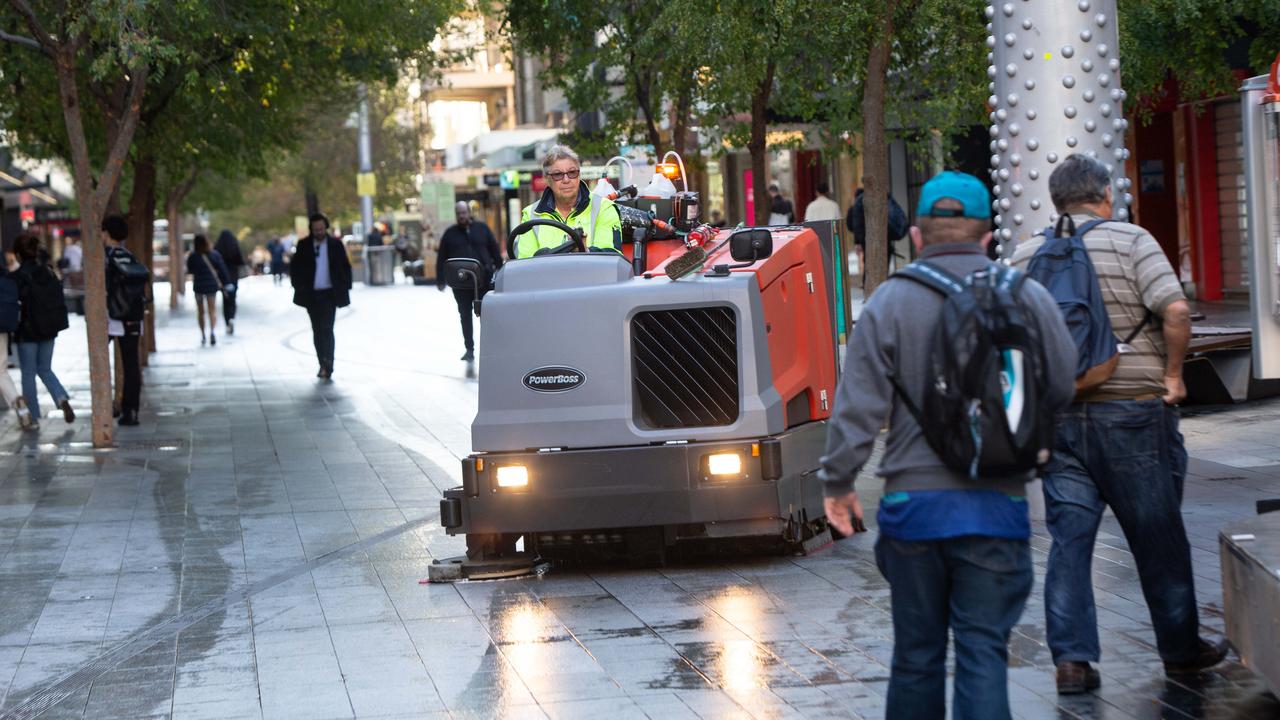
[{"x1": 465, "y1": 533, "x2": 520, "y2": 561}]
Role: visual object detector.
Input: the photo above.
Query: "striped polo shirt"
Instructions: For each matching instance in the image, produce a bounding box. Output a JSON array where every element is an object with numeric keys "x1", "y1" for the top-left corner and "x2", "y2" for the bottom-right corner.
[{"x1": 1011, "y1": 212, "x2": 1185, "y2": 401}]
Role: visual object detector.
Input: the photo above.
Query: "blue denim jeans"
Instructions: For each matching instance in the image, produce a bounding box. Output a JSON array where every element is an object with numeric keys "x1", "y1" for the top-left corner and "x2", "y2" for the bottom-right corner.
[
  {"x1": 16, "y1": 339, "x2": 68, "y2": 421},
  {"x1": 1042, "y1": 399, "x2": 1200, "y2": 665},
  {"x1": 875, "y1": 535, "x2": 1032, "y2": 720}
]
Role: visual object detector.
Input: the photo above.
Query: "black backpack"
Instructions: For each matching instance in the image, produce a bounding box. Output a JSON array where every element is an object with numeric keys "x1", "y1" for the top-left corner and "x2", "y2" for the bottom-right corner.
[
  {"x1": 21, "y1": 265, "x2": 70, "y2": 339},
  {"x1": 888, "y1": 260, "x2": 1055, "y2": 478},
  {"x1": 107, "y1": 249, "x2": 150, "y2": 321}
]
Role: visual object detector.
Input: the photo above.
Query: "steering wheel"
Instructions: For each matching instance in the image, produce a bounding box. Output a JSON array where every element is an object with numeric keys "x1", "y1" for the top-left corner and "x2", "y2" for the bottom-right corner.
[{"x1": 507, "y1": 218, "x2": 586, "y2": 259}]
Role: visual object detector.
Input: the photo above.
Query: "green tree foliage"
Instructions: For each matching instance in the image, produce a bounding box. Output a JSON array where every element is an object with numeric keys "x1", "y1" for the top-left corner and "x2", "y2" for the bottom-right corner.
[
  {"x1": 212, "y1": 80, "x2": 423, "y2": 235},
  {"x1": 1119, "y1": 0, "x2": 1280, "y2": 109},
  {"x1": 504, "y1": 0, "x2": 702, "y2": 158}
]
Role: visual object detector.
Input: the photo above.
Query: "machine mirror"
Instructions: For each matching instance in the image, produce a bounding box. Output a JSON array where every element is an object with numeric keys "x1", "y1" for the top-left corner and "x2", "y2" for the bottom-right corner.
[{"x1": 729, "y1": 229, "x2": 773, "y2": 262}]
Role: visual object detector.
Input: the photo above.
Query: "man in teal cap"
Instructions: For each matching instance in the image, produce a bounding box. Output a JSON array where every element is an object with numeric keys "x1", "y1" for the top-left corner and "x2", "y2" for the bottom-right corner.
[{"x1": 819, "y1": 171, "x2": 1076, "y2": 719}]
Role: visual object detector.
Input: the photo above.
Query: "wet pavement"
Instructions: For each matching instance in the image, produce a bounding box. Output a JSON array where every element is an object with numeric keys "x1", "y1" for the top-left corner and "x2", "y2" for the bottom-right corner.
[{"x1": 1, "y1": 277, "x2": 1278, "y2": 719}]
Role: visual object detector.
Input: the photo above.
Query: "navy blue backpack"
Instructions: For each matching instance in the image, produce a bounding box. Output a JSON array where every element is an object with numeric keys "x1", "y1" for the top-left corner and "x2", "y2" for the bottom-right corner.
[
  {"x1": 1025, "y1": 216, "x2": 1147, "y2": 391},
  {"x1": 0, "y1": 271, "x2": 18, "y2": 333}
]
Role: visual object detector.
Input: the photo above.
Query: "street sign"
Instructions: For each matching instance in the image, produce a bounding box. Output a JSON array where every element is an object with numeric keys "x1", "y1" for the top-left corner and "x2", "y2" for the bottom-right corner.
[{"x1": 357, "y1": 172, "x2": 377, "y2": 197}]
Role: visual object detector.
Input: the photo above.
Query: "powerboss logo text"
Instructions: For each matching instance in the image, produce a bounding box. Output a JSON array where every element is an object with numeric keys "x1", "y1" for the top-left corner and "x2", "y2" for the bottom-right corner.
[{"x1": 522, "y1": 366, "x2": 585, "y2": 393}]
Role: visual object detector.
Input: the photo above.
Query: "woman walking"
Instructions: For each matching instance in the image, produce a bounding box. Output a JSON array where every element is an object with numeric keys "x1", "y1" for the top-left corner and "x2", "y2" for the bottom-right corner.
[
  {"x1": 214, "y1": 229, "x2": 246, "y2": 335},
  {"x1": 12, "y1": 234, "x2": 73, "y2": 429},
  {"x1": 186, "y1": 234, "x2": 231, "y2": 346}
]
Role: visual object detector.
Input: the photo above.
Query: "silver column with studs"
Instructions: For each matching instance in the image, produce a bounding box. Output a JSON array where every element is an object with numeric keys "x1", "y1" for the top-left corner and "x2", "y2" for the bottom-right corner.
[{"x1": 987, "y1": 0, "x2": 1132, "y2": 254}]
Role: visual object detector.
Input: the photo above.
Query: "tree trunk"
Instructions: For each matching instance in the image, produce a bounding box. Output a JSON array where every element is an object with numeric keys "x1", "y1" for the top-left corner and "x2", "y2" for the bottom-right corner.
[
  {"x1": 166, "y1": 196, "x2": 182, "y2": 308},
  {"x1": 861, "y1": 2, "x2": 897, "y2": 297},
  {"x1": 165, "y1": 172, "x2": 197, "y2": 308},
  {"x1": 748, "y1": 61, "x2": 776, "y2": 226},
  {"x1": 50, "y1": 46, "x2": 148, "y2": 448},
  {"x1": 126, "y1": 154, "x2": 158, "y2": 359},
  {"x1": 53, "y1": 49, "x2": 112, "y2": 446}
]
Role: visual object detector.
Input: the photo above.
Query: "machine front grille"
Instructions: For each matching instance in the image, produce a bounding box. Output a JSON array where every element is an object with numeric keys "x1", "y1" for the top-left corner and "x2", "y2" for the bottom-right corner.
[{"x1": 632, "y1": 306, "x2": 739, "y2": 428}]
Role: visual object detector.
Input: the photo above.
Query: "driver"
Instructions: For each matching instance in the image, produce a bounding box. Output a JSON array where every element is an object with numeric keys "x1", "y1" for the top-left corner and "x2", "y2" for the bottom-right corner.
[{"x1": 513, "y1": 145, "x2": 623, "y2": 259}]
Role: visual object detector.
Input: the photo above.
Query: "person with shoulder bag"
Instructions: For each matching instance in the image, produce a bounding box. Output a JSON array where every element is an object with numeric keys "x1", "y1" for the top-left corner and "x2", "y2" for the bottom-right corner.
[
  {"x1": 102, "y1": 215, "x2": 150, "y2": 426},
  {"x1": 1010, "y1": 154, "x2": 1226, "y2": 695},
  {"x1": 0, "y1": 259, "x2": 34, "y2": 429},
  {"x1": 11, "y1": 234, "x2": 74, "y2": 429},
  {"x1": 186, "y1": 234, "x2": 232, "y2": 346}
]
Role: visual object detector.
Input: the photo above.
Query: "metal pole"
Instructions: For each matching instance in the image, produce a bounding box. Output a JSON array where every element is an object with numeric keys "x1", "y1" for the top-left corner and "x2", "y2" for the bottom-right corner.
[
  {"x1": 987, "y1": 0, "x2": 1133, "y2": 255},
  {"x1": 357, "y1": 83, "x2": 374, "y2": 235}
]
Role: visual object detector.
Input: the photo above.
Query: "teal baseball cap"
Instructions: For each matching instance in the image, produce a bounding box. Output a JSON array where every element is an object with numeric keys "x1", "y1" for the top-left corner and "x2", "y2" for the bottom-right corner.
[{"x1": 916, "y1": 171, "x2": 991, "y2": 219}]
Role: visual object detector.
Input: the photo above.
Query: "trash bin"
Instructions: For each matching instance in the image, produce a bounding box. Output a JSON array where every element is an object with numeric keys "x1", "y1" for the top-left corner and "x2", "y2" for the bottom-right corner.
[{"x1": 365, "y1": 245, "x2": 396, "y2": 286}]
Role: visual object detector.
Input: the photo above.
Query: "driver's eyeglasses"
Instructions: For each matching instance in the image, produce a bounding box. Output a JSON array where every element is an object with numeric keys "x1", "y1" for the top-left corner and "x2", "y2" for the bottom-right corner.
[{"x1": 548, "y1": 169, "x2": 580, "y2": 182}]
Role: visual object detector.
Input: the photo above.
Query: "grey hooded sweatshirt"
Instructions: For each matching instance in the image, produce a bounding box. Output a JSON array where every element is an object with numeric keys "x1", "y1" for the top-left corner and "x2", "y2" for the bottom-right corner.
[{"x1": 819, "y1": 243, "x2": 1077, "y2": 498}]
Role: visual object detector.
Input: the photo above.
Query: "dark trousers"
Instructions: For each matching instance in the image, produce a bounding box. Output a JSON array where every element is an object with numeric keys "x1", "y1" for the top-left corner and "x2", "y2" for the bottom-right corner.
[
  {"x1": 306, "y1": 290, "x2": 337, "y2": 368},
  {"x1": 222, "y1": 285, "x2": 237, "y2": 323},
  {"x1": 453, "y1": 289, "x2": 475, "y2": 352},
  {"x1": 876, "y1": 534, "x2": 1032, "y2": 720},
  {"x1": 115, "y1": 333, "x2": 141, "y2": 412},
  {"x1": 1042, "y1": 399, "x2": 1199, "y2": 665}
]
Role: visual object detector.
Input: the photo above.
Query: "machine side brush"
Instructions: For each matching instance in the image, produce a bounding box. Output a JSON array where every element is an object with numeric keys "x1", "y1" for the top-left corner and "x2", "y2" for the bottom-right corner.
[{"x1": 666, "y1": 225, "x2": 727, "y2": 281}]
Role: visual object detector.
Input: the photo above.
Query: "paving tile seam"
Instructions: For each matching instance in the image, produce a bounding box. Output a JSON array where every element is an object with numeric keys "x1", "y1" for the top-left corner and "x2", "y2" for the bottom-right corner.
[
  {"x1": 354, "y1": 531, "x2": 451, "y2": 712},
  {"x1": 0, "y1": 514, "x2": 435, "y2": 720}
]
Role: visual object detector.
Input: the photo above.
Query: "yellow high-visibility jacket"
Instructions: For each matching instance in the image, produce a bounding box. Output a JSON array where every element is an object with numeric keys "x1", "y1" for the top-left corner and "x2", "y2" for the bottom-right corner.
[{"x1": 514, "y1": 183, "x2": 623, "y2": 259}]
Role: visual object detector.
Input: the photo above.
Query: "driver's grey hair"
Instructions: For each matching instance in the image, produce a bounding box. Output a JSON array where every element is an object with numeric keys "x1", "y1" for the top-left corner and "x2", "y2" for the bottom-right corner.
[
  {"x1": 541, "y1": 144, "x2": 580, "y2": 171},
  {"x1": 1049, "y1": 154, "x2": 1111, "y2": 211}
]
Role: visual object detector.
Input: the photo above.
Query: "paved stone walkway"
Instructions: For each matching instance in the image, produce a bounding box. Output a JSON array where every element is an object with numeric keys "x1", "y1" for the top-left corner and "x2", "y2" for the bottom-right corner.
[{"x1": 0, "y1": 277, "x2": 1276, "y2": 719}]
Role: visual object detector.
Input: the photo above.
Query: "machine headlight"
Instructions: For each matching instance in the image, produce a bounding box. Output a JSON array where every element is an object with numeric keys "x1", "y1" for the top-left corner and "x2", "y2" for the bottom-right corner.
[
  {"x1": 707, "y1": 453, "x2": 743, "y2": 476},
  {"x1": 496, "y1": 465, "x2": 529, "y2": 488}
]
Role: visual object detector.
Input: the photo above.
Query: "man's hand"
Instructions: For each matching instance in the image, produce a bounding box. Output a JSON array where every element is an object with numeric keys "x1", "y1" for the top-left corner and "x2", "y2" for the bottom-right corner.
[
  {"x1": 824, "y1": 492, "x2": 867, "y2": 537},
  {"x1": 1162, "y1": 373, "x2": 1186, "y2": 405}
]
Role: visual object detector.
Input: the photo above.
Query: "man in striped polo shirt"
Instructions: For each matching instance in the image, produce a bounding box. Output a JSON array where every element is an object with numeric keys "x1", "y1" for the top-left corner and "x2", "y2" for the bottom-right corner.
[{"x1": 1011, "y1": 154, "x2": 1227, "y2": 695}]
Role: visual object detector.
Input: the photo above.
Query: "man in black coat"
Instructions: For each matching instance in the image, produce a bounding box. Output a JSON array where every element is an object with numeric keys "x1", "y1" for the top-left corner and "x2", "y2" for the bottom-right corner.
[
  {"x1": 437, "y1": 201, "x2": 502, "y2": 362},
  {"x1": 846, "y1": 187, "x2": 909, "y2": 285},
  {"x1": 291, "y1": 213, "x2": 352, "y2": 379}
]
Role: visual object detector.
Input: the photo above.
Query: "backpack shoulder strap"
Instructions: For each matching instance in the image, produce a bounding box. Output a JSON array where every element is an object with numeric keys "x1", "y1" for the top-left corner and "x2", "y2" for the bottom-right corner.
[
  {"x1": 1075, "y1": 218, "x2": 1109, "y2": 236},
  {"x1": 892, "y1": 260, "x2": 965, "y2": 297},
  {"x1": 993, "y1": 264, "x2": 1027, "y2": 294}
]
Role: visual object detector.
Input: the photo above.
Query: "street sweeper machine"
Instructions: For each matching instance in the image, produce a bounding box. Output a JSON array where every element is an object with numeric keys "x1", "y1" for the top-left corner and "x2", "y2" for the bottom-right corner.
[{"x1": 431, "y1": 153, "x2": 850, "y2": 579}]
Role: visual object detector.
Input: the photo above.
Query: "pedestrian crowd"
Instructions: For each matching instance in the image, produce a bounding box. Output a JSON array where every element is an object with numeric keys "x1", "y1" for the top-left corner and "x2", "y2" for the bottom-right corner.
[
  {"x1": 821, "y1": 157, "x2": 1224, "y2": 719},
  {"x1": 0, "y1": 149, "x2": 1225, "y2": 720}
]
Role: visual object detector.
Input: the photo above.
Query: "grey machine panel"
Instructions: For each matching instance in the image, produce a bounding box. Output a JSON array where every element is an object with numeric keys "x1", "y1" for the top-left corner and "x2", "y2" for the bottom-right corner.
[
  {"x1": 474, "y1": 255, "x2": 782, "y2": 452},
  {"x1": 1221, "y1": 515, "x2": 1280, "y2": 695}
]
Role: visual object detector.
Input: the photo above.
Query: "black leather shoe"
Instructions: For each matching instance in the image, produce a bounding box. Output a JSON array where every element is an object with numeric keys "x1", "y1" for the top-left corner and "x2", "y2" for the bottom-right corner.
[
  {"x1": 119, "y1": 410, "x2": 140, "y2": 426},
  {"x1": 461, "y1": 350, "x2": 475, "y2": 362},
  {"x1": 1164, "y1": 638, "x2": 1230, "y2": 676},
  {"x1": 1056, "y1": 662, "x2": 1100, "y2": 694}
]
